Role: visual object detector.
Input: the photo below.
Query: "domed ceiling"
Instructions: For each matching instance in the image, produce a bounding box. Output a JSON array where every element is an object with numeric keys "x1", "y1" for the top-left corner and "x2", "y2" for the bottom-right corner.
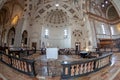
[
  {"x1": 34, "y1": 0, "x2": 82, "y2": 22},
  {"x1": 45, "y1": 9, "x2": 68, "y2": 27}
]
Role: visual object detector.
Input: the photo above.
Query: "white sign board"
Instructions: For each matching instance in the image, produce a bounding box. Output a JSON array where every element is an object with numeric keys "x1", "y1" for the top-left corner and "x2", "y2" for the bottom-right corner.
[{"x1": 46, "y1": 48, "x2": 58, "y2": 59}]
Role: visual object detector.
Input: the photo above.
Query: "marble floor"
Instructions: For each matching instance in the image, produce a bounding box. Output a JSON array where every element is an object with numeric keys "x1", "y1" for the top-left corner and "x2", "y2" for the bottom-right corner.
[
  {"x1": 0, "y1": 74, "x2": 7, "y2": 80},
  {"x1": 35, "y1": 53, "x2": 120, "y2": 80}
]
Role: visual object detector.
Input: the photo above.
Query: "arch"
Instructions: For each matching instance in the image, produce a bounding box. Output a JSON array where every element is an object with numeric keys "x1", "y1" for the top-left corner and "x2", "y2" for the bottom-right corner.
[
  {"x1": 7, "y1": 27, "x2": 15, "y2": 47},
  {"x1": 22, "y1": 30, "x2": 28, "y2": 45},
  {"x1": 0, "y1": 6, "x2": 10, "y2": 46},
  {"x1": 0, "y1": 0, "x2": 7, "y2": 9},
  {"x1": 34, "y1": 1, "x2": 82, "y2": 21},
  {"x1": 106, "y1": 5, "x2": 119, "y2": 20},
  {"x1": 110, "y1": 0, "x2": 120, "y2": 16},
  {"x1": 0, "y1": 6, "x2": 10, "y2": 25}
]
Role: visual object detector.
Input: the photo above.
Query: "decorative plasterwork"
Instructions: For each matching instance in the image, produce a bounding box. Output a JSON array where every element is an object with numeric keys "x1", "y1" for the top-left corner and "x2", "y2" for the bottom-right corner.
[
  {"x1": 88, "y1": 0, "x2": 120, "y2": 24},
  {"x1": 45, "y1": 9, "x2": 68, "y2": 25},
  {"x1": 72, "y1": 30, "x2": 82, "y2": 37},
  {"x1": 106, "y1": 5, "x2": 119, "y2": 20},
  {"x1": 34, "y1": 1, "x2": 83, "y2": 22}
]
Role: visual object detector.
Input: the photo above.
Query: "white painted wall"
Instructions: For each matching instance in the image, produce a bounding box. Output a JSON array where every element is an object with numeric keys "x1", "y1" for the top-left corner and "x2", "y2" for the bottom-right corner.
[{"x1": 41, "y1": 26, "x2": 71, "y2": 48}]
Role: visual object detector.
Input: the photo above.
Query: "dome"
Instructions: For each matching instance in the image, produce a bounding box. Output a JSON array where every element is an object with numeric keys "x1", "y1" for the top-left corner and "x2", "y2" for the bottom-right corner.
[{"x1": 45, "y1": 9, "x2": 68, "y2": 27}]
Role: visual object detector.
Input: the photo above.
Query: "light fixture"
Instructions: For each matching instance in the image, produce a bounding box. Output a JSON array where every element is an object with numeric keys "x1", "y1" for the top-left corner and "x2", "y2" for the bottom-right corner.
[
  {"x1": 11, "y1": 15, "x2": 19, "y2": 25},
  {"x1": 105, "y1": 1, "x2": 108, "y2": 4},
  {"x1": 63, "y1": 61, "x2": 68, "y2": 64},
  {"x1": 55, "y1": 3, "x2": 59, "y2": 7},
  {"x1": 102, "y1": 3, "x2": 105, "y2": 7},
  {"x1": 55, "y1": 0, "x2": 59, "y2": 7},
  {"x1": 86, "y1": 48, "x2": 89, "y2": 52}
]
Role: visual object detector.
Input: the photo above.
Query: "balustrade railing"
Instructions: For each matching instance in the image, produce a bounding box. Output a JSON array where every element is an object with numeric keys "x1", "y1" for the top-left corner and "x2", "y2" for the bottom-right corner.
[
  {"x1": 0, "y1": 51, "x2": 36, "y2": 77},
  {"x1": 99, "y1": 48, "x2": 119, "y2": 52},
  {"x1": 7, "y1": 49, "x2": 36, "y2": 58},
  {"x1": 61, "y1": 52, "x2": 112, "y2": 79}
]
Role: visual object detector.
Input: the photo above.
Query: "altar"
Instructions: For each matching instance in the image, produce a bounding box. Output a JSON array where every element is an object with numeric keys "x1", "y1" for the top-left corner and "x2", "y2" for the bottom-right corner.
[{"x1": 46, "y1": 48, "x2": 58, "y2": 59}]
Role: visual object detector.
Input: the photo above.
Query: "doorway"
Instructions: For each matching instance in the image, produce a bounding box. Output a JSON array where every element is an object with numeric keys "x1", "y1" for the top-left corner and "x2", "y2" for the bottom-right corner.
[
  {"x1": 75, "y1": 42, "x2": 81, "y2": 54},
  {"x1": 32, "y1": 42, "x2": 37, "y2": 49}
]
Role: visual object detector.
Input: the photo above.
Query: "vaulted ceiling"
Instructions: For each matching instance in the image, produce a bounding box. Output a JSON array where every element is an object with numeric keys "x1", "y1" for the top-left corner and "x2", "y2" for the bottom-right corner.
[{"x1": 0, "y1": 0, "x2": 120, "y2": 26}]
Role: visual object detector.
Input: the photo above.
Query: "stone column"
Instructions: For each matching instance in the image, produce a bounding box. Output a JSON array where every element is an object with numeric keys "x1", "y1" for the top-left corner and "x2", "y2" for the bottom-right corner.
[{"x1": 14, "y1": 18, "x2": 24, "y2": 47}]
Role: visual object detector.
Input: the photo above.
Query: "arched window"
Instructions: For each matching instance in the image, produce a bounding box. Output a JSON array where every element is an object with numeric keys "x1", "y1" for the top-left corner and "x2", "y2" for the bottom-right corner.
[
  {"x1": 101, "y1": 24, "x2": 106, "y2": 34},
  {"x1": 45, "y1": 29, "x2": 48, "y2": 38},
  {"x1": 110, "y1": 26, "x2": 114, "y2": 35},
  {"x1": 7, "y1": 27, "x2": 15, "y2": 46},
  {"x1": 64, "y1": 29, "x2": 68, "y2": 38},
  {"x1": 22, "y1": 30, "x2": 28, "y2": 45}
]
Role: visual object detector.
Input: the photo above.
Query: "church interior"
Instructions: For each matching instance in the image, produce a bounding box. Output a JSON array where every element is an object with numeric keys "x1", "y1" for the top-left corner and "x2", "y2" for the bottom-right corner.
[{"x1": 0, "y1": 0, "x2": 120, "y2": 80}]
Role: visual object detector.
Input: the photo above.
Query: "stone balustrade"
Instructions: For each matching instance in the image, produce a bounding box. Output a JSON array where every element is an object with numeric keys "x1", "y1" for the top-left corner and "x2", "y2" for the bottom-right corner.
[
  {"x1": 61, "y1": 52, "x2": 112, "y2": 79},
  {"x1": 0, "y1": 51, "x2": 36, "y2": 77}
]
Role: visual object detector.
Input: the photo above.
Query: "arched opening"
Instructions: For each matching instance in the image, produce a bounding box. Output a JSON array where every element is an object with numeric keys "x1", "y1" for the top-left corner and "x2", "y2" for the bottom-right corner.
[
  {"x1": 7, "y1": 27, "x2": 15, "y2": 47},
  {"x1": 0, "y1": 7, "x2": 10, "y2": 46},
  {"x1": 106, "y1": 5, "x2": 119, "y2": 20},
  {"x1": 22, "y1": 30, "x2": 28, "y2": 47}
]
